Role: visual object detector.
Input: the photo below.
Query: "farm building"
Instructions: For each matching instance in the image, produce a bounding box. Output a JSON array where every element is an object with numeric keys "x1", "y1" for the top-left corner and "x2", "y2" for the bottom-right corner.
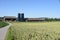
[
  {"x1": 0, "y1": 13, "x2": 45, "y2": 22},
  {"x1": 3, "y1": 16, "x2": 17, "y2": 21},
  {"x1": 0, "y1": 16, "x2": 17, "y2": 21},
  {"x1": 25, "y1": 18, "x2": 45, "y2": 22},
  {"x1": 17, "y1": 13, "x2": 45, "y2": 22}
]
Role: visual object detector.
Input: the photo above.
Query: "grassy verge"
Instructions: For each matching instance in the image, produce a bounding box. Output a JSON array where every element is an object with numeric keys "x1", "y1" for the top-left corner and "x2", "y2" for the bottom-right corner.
[
  {"x1": 0, "y1": 21, "x2": 8, "y2": 28},
  {"x1": 5, "y1": 27, "x2": 12, "y2": 40},
  {"x1": 5, "y1": 22, "x2": 60, "y2": 40}
]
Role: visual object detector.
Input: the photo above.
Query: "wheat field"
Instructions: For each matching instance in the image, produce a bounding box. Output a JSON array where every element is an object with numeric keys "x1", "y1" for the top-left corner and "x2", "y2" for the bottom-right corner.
[{"x1": 5, "y1": 22, "x2": 60, "y2": 40}]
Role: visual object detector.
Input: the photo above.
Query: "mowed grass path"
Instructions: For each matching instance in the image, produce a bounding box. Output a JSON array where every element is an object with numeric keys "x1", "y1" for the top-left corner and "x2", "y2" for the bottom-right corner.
[{"x1": 5, "y1": 22, "x2": 60, "y2": 40}]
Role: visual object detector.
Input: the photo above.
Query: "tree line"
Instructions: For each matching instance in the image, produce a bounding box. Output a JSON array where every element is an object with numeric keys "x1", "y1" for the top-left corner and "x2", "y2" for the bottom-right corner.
[{"x1": 45, "y1": 18, "x2": 60, "y2": 21}]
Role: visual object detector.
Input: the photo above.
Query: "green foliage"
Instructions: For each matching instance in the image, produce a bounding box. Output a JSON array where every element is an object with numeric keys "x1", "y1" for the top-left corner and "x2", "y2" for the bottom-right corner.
[
  {"x1": 45, "y1": 18, "x2": 60, "y2": 21},
  {"x1": 5, "y1": 22, "x2": 60, "y2": 40},
  {"x1": 0, "y1": 21, "x2": 8, "y2": 28}
]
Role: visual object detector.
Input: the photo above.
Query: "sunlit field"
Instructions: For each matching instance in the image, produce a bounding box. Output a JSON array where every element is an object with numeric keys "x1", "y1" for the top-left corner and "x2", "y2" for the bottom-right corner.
[{"x1": 5, "y1": 22, "x2": 60, "y2": 40}]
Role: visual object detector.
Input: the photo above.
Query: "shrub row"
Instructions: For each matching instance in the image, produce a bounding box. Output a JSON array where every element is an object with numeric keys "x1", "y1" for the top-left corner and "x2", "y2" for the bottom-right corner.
[
  {"x1": 45, "y1": 18, "x2": 60, "y2": 21},
  {"x1": 0, "y1": 21, "x2": 8, "y2": 28}
]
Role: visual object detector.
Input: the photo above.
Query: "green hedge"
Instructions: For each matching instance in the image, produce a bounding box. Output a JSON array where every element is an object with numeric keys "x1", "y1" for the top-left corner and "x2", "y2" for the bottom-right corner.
[{"x1": 0, "y1": 21, "x2": 8, "y2": 28}]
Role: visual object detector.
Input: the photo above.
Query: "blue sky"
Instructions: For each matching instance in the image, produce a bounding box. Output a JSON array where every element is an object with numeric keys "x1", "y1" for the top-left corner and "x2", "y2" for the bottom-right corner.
[{"x1": 0, "y1": 0, "x2": 60, "y2": 18}]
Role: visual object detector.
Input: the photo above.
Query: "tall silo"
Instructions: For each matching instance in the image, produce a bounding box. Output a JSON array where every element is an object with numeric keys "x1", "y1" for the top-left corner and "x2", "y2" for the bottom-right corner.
[
  {"x1": 18, "y1": 13, "x2": 21, "y2": 21},
  {"x1": 20, "y1": 13, "x2": 24, "y2": 21},
  {"x1": 21, "y1": 13, "x2": 24, "y2": 21},
  {"x1": 18, "y1": 13, "x2": 24, "y2": 22}
]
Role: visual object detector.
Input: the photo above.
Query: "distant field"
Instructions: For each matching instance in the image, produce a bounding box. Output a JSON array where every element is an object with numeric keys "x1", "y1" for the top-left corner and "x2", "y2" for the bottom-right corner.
[
  {"x1": 0, "y1": 21, "x2": 8, "y2": 28},
  {"x1": 5, "y1": 22, "x2": 60, "y2": 40}
]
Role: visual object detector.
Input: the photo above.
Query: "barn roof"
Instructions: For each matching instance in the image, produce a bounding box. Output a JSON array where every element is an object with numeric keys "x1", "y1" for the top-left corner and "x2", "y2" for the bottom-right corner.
[
  {"x1": 4, "y1": 16, "x2": 17, "y2": 19},
  {"x1": 27, "y1": 18, "x2": 45, "y2": 21}
]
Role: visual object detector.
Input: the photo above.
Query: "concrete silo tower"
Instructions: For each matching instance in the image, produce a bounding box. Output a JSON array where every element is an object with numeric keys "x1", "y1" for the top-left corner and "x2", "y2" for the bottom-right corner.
[
  {"x1": 18, "y1": 13, "x2": 21, "y2": 21},
  {"x1": 18, "y1": 13, "x2": 24, "y2": 22}
]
